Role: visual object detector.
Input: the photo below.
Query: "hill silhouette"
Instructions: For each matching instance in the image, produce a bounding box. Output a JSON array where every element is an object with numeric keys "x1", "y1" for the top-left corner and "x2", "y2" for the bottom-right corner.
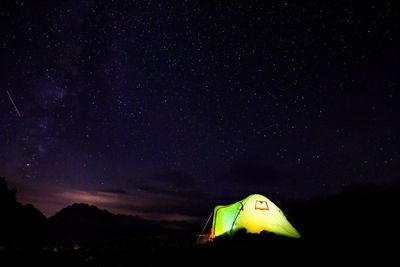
[
  {"x1": 48, "y1": 203, "x2": 166, "y2": 243},
  {"x1": 1, "y1": 176, "x2": 167, "y2": 247},
  {"x1": 289, "y1": 184, "x2": 400, "y2": 244}
]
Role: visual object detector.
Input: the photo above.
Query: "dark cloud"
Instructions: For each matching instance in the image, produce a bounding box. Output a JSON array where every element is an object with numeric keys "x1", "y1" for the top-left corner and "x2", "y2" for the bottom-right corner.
[
  {"x1": 138, "y1": 184, "x2": 207, "y2": 198},
  {"x1": 133, "y1": 170, "x2": 201, "y2": 197},
  {"x1": 130, "y1": 164, "x2": 296, "y2": 219},
  {"x1": 152, "y1": 170, "x2": 197, "y2": 188},
  {"x1": 117, "y1": 194, "x2": 214, "y2": 218},
  {"x1": 127, "y1": 171, "x2": 215, "y2": 218}
]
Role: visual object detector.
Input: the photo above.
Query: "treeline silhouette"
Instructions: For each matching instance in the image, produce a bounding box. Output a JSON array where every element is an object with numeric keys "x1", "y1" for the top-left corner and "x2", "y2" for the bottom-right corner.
[{"x1": 0, "y1": 176, "x2": 47, "y2": 247}]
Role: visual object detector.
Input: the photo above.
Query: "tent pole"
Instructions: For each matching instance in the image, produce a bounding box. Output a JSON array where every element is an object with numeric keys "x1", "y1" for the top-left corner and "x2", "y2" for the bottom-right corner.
[{"x1": 197, "y1": 212, "x2": 213, "y2": 243}]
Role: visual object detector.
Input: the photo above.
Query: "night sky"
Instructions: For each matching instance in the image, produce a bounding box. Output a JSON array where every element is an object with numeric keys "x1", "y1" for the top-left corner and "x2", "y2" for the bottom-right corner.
[{"x1": 1, "y1": 1, "x2": 399, "y2": 222}]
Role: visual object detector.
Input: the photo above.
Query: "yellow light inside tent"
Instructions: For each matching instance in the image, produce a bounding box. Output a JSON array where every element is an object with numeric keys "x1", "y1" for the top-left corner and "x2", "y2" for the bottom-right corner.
[{"x1": 210, "y1": 194, "x2": 300, "y2": 239}]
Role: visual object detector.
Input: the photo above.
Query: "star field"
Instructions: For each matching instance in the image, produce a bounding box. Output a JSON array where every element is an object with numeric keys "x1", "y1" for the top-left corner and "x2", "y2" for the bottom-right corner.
[{"x1": 0, "y1": 0, "x2": 399, "y2": 220}]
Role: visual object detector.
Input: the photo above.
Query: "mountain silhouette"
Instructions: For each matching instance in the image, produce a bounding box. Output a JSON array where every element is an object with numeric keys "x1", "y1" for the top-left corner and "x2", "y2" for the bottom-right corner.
[{"x1": 48, "y1": 203, "x2": 166, "y2": 243}]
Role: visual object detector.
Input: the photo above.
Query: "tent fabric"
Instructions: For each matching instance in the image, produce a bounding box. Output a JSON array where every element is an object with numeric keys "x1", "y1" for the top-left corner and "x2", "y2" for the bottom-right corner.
[{"x1": 210, "y1": 194, "x2": 301, "y2": 239}]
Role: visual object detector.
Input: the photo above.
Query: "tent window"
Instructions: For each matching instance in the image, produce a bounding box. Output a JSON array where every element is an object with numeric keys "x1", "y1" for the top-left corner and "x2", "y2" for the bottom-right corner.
[{"x1": 255, "y1": 200, "x2": 269, "y2": 210}]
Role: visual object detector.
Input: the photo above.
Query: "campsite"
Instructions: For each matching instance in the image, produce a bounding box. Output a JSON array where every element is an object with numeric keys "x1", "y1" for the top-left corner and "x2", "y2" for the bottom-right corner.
[
  {"x1": 1, "y1": 176, "x2": 399, "y2": 266},
  {"x1": 1, "y1": 0, "x2": 399, "y2": 266}
]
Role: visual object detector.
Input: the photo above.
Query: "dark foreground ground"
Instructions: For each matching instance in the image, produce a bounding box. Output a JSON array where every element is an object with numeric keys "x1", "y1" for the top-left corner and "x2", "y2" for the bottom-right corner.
[{"x1": 0, "y1": 232, "x2": 397, "y2": 267}]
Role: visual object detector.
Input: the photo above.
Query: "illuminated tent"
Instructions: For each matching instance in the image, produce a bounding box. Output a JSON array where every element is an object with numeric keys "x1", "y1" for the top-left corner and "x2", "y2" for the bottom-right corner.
[{"x1": 209, "y1": 194, "x2": 301, "y2": 239}]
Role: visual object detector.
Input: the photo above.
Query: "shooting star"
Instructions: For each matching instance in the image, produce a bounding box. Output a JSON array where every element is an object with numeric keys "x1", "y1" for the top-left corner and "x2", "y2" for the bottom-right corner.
[
  {"x1": 6, "y1": 90, "x2": 22, "y2": 118},
  {"x1": 266, "y1": 90, "x2": 277, "y2": 99},
  {"x1": 256, "y1": 123, "x2": 278, "y2": 134}
]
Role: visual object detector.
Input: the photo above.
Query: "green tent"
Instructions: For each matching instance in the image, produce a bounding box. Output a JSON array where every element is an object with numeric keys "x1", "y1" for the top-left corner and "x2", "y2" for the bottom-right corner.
[{"x1": 210, "y1": 194, "x2": 301, "y2": 239}]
